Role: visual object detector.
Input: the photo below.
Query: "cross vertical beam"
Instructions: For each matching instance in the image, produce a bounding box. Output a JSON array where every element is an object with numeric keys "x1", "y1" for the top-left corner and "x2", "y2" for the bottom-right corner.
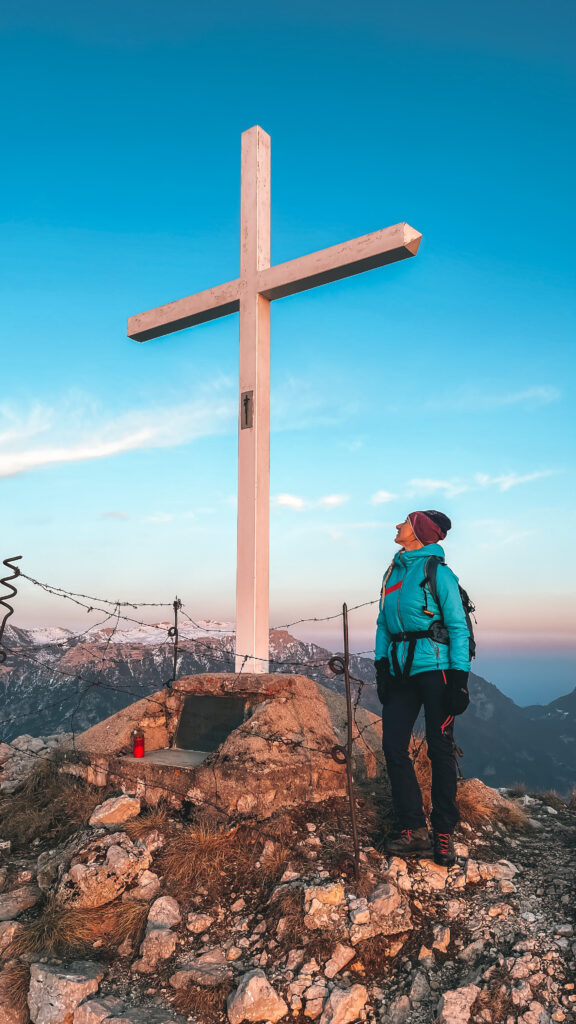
[
  {"x1": 127, "y1": 126, "x2": 422, "y2": 676},
  {"x1": 237, "y1": 127, "x2": 271, "y2": 672}
]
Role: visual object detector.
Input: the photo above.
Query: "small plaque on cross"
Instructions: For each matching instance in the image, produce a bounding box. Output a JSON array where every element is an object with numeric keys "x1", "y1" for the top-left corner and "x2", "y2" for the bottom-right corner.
[{"x1": 241, "y1": 390, "x2": 254, "y2": 429}]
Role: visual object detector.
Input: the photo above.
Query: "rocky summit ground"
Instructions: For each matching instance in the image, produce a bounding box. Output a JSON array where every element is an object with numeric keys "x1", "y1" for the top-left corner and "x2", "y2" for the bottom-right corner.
[{"x1": 0, "y1": 739, "x2": 574, "y2": 1024}]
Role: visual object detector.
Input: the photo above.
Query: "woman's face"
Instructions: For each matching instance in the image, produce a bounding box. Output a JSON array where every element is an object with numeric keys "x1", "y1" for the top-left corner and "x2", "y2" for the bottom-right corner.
[{"x1": 394, "y1": 519, "x2": 416, "y2": 547}]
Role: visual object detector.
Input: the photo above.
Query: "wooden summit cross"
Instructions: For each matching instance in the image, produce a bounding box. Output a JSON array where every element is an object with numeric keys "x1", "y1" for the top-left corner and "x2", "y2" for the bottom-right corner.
[{"x1": 127, "y1": 126, "x2": 421, "y2": 673}]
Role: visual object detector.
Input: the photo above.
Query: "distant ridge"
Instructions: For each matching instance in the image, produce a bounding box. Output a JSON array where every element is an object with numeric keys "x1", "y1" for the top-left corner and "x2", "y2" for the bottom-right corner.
[{"x1": 1, "y1": 624, "x2": 574, "y2": 795}]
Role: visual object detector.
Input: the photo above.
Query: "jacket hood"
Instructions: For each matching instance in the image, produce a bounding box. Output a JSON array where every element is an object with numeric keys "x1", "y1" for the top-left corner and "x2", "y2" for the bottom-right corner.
[{"x1": 394, "y1": 543, "x2": 445, "y2": 566}]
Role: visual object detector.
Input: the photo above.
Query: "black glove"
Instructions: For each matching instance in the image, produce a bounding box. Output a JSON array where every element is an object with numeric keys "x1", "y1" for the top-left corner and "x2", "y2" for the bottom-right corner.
[
  {"x1": 375, "y1": 658, "x2": 393, "y2": 705},
  {"x1": 444, "y1": 669, "x2": 470, "y2": 715}
]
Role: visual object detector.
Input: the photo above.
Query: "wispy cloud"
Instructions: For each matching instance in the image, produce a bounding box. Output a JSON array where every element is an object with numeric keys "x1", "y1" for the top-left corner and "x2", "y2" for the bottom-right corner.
[
  {"x1": 424, "y1": 385, "x2": 561, "y2": 412},
  {"x1": 474, "y1": 470, "x2": 557, "y2": 491},
  {"x1": 371, "y1": 489, "x2": 397, "y2": 504},
  {"x1": 317, "y1": 494, "x2": 349, "y2": 508},
  {"x1": 470, "y1": 518, "x2": 536, "y2": 548},
  {"x1": 274, "y1": 493, "x2": 306, "y2": 510},
  {"x1": 406, "y1": 469, "x2": 558, "y2": 499},
  {"x1": 273, "y1": 493, "x2": 350, "y2": 511},
  {"x1": 271, "y1": 376, "x2": 353, "y2": 431},
  {"x1": 0, "y1": 391, "x2": 235, "y2": 479},
  {"x1": 101, "y1": 511, "x2": 130, "y2": 520},
  {"x1": 407, "y1": 478, "x2": 469, "y2": 498}
]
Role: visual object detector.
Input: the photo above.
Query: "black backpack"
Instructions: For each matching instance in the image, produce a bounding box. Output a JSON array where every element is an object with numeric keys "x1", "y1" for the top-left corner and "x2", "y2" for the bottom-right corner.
[{"x1": 420, "y1": 555, "x2": 477, "y2": 661}]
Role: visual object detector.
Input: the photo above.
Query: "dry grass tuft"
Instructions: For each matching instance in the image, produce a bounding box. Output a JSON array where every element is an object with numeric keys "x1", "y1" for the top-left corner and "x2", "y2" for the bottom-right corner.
[
  {"x1": 471, "y1": 969, "x2": 516, "y2": 1020},
  {"x1": 4, "y1": 898, "x2": 149, "y2": 959},
  {"x1": 171, "y1": 981, "x2": 233, "y2": 1022},
  {"x1": 268, "y1": 888, "x2": 306, "y2": 949},
  {"x1": 506, "y1": 781, "x2": 527, "y2": 798},
  {"x1": 0, "y1": 961, "x2": 30, "y2": 1020},
  {"x1": 124, "y1": 803, "x2": 175, "y2": 841},
  {"x1": 537, "y1": 789, "x2": 566, "y2": 811},
  {"x1": 157, "y1": 821, "x2": 290, "y2": 901},
  {"x1": 0, "y1": 756, "x2": 109, "y2": 851},
  {"x1": 157, "y1": 823, "x2": 247, "y2": 900},
  {"x1": 456, "y1": 781, "x2": 528, "y2": 831},
  {"x1": 354, "y1": 934, "x2": 405, "y2": 978}
]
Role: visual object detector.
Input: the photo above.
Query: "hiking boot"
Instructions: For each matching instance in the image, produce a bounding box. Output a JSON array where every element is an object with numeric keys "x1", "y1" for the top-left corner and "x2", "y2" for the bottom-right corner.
[
  {"x1": 382, "y1": 827, "x2": 432, "y2": 857},
  {"x1": 433, "y1": 830, "x2": 456, "y2": 867}
]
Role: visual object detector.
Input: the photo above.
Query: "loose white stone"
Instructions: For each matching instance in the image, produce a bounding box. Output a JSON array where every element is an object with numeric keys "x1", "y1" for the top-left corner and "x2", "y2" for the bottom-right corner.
[
  {"x1": 89, "y1": 795, "x2": 141, "y2": 827},
  {"x1": 227, "y1": 969, "x2": 288, "y2": 1023}
]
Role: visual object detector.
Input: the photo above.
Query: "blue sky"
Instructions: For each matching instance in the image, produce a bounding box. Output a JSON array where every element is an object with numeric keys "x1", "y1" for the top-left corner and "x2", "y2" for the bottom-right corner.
[{"x1": 1, "y1": 0, "x2": 574, "y2": 704}]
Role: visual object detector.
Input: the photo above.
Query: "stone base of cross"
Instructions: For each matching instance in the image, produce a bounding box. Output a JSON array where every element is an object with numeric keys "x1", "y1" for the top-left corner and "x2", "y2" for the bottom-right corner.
[{"x1": 128, "y1": 126, "x2": 421, "y2": 673}]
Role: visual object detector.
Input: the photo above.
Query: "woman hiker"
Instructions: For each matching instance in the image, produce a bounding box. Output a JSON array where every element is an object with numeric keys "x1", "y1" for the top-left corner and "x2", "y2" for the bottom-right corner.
[{"x1": 375, "y1": 510, "x2": 471, "y2": 867}]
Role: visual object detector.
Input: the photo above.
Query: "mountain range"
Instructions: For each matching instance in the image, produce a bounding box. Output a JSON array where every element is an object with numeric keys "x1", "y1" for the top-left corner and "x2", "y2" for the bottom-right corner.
[{"x1": 1, "y1": 622, "x2": 574, "y2": 795}]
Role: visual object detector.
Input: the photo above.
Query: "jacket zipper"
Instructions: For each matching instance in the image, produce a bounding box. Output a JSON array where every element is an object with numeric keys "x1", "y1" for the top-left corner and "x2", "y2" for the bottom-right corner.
[{"x1": 397, "y1": 558, "x2": 405, "y2": 672}]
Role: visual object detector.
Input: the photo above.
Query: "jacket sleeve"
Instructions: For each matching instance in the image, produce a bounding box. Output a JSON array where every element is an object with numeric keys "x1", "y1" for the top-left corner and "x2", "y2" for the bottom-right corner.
[
  {"x1": 435, "y1": 565, "x2": 471, "y2": 672},
  {"x1": 375, "y1": 580, "x2": 391, "y2": 661}
]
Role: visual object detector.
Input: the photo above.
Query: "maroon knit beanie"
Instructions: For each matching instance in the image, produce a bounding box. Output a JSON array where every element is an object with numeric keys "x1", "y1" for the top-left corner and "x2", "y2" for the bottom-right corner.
[{"x1": 407, "y1": 510, "x2": 452, "y2": 545}]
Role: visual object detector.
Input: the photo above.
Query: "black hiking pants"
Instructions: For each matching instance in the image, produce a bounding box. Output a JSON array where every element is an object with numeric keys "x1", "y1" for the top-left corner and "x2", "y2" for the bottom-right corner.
[{"x1": 380, "y1": 668, "x2": 459, "y2": 834}]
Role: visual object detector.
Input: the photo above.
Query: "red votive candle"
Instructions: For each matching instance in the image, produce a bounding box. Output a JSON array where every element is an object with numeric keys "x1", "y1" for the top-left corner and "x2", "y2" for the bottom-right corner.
[{"x1": 132, "y1": 729, "x2": 145, "y2": 758}]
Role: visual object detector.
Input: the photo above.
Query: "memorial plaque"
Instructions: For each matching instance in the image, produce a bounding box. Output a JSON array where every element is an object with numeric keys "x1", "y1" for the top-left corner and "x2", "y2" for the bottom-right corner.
[{"x1": 175, "y1": 695, "x2": 247, "y2": 752}]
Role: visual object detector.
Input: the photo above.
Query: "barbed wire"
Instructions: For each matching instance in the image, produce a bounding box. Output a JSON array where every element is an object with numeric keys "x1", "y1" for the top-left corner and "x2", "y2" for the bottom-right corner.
[
  {"x1": 19, "y1": 573, "x2": 173, "y2": 609},
  {"x1": 17, "y1": 572, "x2": 379, "y2": 643},
  {"x1": 0, "y1": 565, "x2": 379, "y2": 742}
]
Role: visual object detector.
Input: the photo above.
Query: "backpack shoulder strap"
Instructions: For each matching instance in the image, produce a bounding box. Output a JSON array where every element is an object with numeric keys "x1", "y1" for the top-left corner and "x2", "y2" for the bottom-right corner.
[{"x1": 422, "y1": 554, "x2": 444, "y2": 606}]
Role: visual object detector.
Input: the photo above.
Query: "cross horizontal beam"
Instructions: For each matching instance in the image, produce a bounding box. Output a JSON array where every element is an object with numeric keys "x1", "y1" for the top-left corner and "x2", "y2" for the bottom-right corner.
[
  {"x1": 258, "y1": 222, "x2": 421, "y2": 300},
  {"x1": 127, "y1": 222, "x2": 421, "y2": 343},
  {"x1": 128, "y1": 279, "x2": 240, "y2": 343}
]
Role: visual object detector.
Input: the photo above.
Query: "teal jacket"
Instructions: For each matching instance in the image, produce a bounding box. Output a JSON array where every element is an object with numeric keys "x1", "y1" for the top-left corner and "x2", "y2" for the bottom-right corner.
[{"x1": 375, "y1": 544, "x2": 471, "y2": 676}]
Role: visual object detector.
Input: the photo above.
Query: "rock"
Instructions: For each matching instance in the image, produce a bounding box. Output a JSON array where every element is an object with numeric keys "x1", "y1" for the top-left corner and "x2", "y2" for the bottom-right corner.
[
  {"x1": 186, "y1": 912, "x2": 214, "y2": 933},
  {"x1": 122, "y1": 870, "x2": 161, "y2": 902},
  {"x1": 324, "y1": 943, "x2": 355, "y2": 979},
  {"x1": 131, "y1": 928, "x2": 177, "y2": 973},
  {"x1": 37, "y1": 831, "x2": 92, "y2": 892},
  {"x1": 409, "y1": 971, "x2": 430, "y2": 1004},
  {"x1": 0, "y1": 920, "x2": 24, "y2": 955},
  {"x1": 436, "y1": 984, "x2": 480, "y2": 1024},
  {"x1": 56, "y1": 832, "x2": 152, "y2": 908},
  {"x1": 418, "y1": 860, "x2": 451, "y2": 889},
  {"x1": 458, "y1": 938, "x2": 485, "y2": 963},
  {"x1": 147, "y1": 896, "x2": 181, "y2": 929},
  {"x1": 519, "y1": 1002, "x2": 551, "y2": 1024},
  {"x1": 303, "y1": 982, "x2": 327, "y2": 1019},
  {"x1": 73, "y1": 996, "x2": 124, "y2": 1024},
  {"x1": 348, "y1": 898, "x2": 370, "y2": 925},
  {"x1": 11, "y1": 735, "x2": 46, "y2": 754},
  {"x1": 172, "y1": 947, "x2": 233, "y2": 987},
  {"x1": 28, "y1": 961, "x2": 105, "y2": 1024},
  {"x1": 227, "y1": 969, "x2": 288, "y2": 1023},
  {"x1": 0, "y1": 885, "x2": 41, "y2": 921},
  {"x1": 318, "y1": 984, "x2": 367, "y2": 1024},
  {"x1": 387, "y1": 994, "x2": 410, "y2": 1024},
  {"x1": 478, "y1": 859, "x2": 518, "y2": 881},
  {"x1": 0, "y1": 742, "x2": 15, "y2": 764},
  {"x1": 304, "y1": 883, "x2": 345, "y2": 930},
  {"x1": 89, "y1": 795, "x2": 141, "y2": 827},
  {"x1": 106, "y1": 1015, "x2": 179, "y2": 1024},
  {"x1": 117, "y1": 937, "x2": 133, "y2": 957},
  {"x1": 432, "y1": 925, "x2": 451, "y2": 952},
  {"x1": 349, "y1": 883, "x2": 411, "y2": 946}
]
